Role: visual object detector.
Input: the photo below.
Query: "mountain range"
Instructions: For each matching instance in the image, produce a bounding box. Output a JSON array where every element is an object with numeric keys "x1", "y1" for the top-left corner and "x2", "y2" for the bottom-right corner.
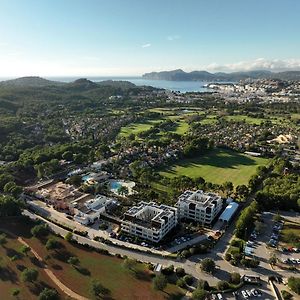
[
  {"x1": 142, "y1": 69, "x2": 300, "y2": 81},
  {"x1": 0, "y1": 77, "x2": 136, "y2": 89}
]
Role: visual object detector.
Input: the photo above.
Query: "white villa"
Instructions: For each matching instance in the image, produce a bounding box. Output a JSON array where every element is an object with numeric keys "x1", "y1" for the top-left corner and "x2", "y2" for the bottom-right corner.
[{"x1": 74, "y1": 195, "x2": 116, "y2": 225}]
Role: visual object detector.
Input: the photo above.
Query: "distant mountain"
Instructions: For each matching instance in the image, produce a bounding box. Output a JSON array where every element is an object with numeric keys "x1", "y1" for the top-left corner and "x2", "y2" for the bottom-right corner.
[
  {"x1": 97, "y1": 80, "x2": 136, "y2": 89},
  {"x1": 0, "y1": 76, "x2": 62, "y2": 87},
  {"x1": 66, "y1": 78, "x2": 98, "y2": 91},
  {"x1": 142, "y1": 69, "x2": 300, "y2": 81}
]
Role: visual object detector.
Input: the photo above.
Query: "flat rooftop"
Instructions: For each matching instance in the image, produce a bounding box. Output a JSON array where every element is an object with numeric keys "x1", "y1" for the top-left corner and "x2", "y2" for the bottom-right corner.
[{"x1": 177, "y1": 190, "x2": 221, "y2": 208}]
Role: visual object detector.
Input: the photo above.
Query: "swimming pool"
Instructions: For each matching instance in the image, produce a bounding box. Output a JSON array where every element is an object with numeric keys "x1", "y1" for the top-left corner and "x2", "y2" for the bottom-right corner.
[
  {"x1": 109, "y1": 179, "x2": 135, "y2": 196},
  {"x1": 110, "y1": 181, "x2": 122, "y2": 191},
  {"x1": 82, "y1": 174, "x2": 93, "y2": 182}
]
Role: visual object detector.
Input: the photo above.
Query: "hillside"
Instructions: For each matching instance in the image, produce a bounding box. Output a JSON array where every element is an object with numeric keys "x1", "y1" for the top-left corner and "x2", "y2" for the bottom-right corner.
[
  {"x1": 0, "y1": 76, "x2": 63, "y2": 87},
  {"x1": 142, "y1": 69, "x2": 300, "y2": 81}
]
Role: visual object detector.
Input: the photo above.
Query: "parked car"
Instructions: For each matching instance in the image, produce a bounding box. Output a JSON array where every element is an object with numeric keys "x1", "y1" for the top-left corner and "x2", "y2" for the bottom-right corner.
[{"x1": 241, "y1": 290, "x2": 248, "y2": 299}]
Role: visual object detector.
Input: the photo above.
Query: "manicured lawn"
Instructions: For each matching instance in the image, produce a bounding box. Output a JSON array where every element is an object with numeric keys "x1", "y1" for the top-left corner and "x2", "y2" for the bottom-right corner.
[
  {"x1": 159, "y1": 148, "x2": 269, "y2": 186},
  {"x1": 0, "y1": 218, "x2": 184, "y2": 300},
  {"x1": 171, "y1": 120, "x2": 189, "y2": 135},
  {"x1": 280, "y1": 221, "x2": 300, "y2": 248},
  {"x1": 118, "y1": 120, "x2": 162, "y2": 137},
  {"x1": 119, "y1": 117, "x2": 189, "y2": 138},
  {"x1": 224, "y1": 115, "x2": 265, "y2": 125}
]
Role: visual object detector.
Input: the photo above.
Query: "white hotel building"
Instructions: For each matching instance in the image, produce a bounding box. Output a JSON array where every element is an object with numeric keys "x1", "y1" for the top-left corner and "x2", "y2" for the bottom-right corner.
[
  {"x1": 176, "y1": 190, "x2": 223, "y2": 225},
  {"x1": 121, "y1": 201, "x2": 178, "y2": 243}
]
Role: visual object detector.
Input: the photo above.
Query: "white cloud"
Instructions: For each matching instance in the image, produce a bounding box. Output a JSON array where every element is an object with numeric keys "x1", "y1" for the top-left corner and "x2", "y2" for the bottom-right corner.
[
  {"x1": 141, "y1": 43, "x2": 151, "y2": 48},
  {"x1": 205, "y1": 58, "x2": 300, "y2": 72},
  {"x1": 167, "y1": 35, "x2": 180, "y2": 41}
]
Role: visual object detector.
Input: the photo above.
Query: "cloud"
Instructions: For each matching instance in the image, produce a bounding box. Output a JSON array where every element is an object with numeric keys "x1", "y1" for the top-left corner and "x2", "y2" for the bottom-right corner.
[
  {"x1": 204, "y1": 58, "x2": 300, "y2": 72},
  {"x1": 167, "y1": 35, "x2": 180, "y2": 41},
  {"x1": 141, "y1": 43, "x2": 151, "y2": 48}
]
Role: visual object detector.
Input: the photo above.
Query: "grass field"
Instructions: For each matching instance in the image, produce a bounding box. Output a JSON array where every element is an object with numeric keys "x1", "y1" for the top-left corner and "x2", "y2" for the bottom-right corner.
[
  {"x1": 119, "y1": 117, "x2": 190, "y2": 138},
  {"x1": 0, "y1": 217, "x2": 184, "y2": 300},
  {"x1": 280, "y1": 221, "x2": 300, "y2": 248},
  {"x1": 159, "y1": 148, "x2": 269, "y2": 186},
  {"x1": 224, "y1": 115, "x2": 265, "y2": 125},
  {"x1": 119, "y1": 120, "x2": 162, "y2": 137}
]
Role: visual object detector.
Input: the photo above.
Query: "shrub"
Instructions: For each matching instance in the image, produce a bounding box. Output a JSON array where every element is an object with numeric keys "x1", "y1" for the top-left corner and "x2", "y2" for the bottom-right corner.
[
  {"x1": 46, "y1": 238, "x2": 60, "y2": 250},
  {"x1": 281, "y1": 290, "x2": 293, "y2": 300},
  {"x1": 162, "y1": 265, "x2": 174, "y2": 275},
  {"x1": 217, "y1": 280, "x2": 230, "y2": 291},
  {"x1": 31, "y1": 224, "x2": 49, "y2": 238},
  {"x1": 198, "y1": 279, "x2": 210, "y2": 291},
  {"x1": 152, "y1": 274, "x2": 167, "y2": 291},
  {"x1": 192, "y1": 288, "x2": 208, "y2": 300},
  {"x1": 180, "y1": 249, "x2": 190, "y2": 258},
  {"x1": 99, "y1": 223, "x2": 108, "y2": 230},
  {"x1": 11, "y1": 288, "x2": 20, "y2": 297},
  {"x1": 288, "y1": 277, "x2": 300, "y2": 294},
  {"x1": 64, "y1": 232, "x2": 73, "y2": 242},
  {"x1": 230, "y1": 272, "x2": 241, "y2": 284},
  {"x1": 21, "y1": 268, "x2": 38, "y2": 283},
  {"x1": 176, "y1": 278, "x2": 186, "y2": 288},
  {"x1": 225, "y1": 253, "x2": 232, "y2": 261},
  {"x1": 183, "y1": 275, "x2": 193, "y2": 285},
  {"x1": 175, "y1": 267, "x2": 185, "y2": 277},
  {"x1": 200, "y1": 258, "x2": 215, "y2": 274},
  {"x1": 68, "y1": 256, "x2": 79, "y2": 266},
  {"x1": 38, "y1": 288, "x2": 59, "y2": 300}
]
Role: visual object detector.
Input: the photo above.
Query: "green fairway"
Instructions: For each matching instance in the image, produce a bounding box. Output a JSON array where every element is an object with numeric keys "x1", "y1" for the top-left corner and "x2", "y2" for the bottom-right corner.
[
  {"x1": 159, "y1": 148, "x2": 269, "y2": 186},
  {"x1": 119, "y1": 120, "x2": 162, "y2": 137},
  {"x1": 224, "y1": 115, "x2": 264, "y2": 125}
]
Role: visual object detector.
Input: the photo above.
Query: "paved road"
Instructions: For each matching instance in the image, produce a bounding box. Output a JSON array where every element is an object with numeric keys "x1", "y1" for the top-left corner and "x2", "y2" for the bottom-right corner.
[
  {"x1": 24, "y1": 206, "x2": 299, "y2": 289},
  {"x1": 23, "y1": 209, "x2": 218, "y2": 285}
]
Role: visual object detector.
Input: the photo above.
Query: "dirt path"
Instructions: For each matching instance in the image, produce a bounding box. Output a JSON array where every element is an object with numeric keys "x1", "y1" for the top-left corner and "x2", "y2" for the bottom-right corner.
[{"x1": 0, "y1": 228, "x2": 89, "y2": 300}]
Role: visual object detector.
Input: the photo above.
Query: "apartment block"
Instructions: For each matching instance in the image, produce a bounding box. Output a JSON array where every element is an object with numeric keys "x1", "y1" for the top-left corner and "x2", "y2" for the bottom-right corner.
[
  {"x1": 176, "y1": 190, "x2": 223, "y2": 225},
  {"x1": 121, "y1": 201, "x2": 178, "y2": 243}
]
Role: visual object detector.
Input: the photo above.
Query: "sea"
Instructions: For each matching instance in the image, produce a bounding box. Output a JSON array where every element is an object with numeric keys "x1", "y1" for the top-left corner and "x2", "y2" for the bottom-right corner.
[
  {"x1": 0, "y1": 76, "x2": 211, "y2": 93},
  {"x1": 49, "y1": 77, "x2": 210, "y2": 93}
]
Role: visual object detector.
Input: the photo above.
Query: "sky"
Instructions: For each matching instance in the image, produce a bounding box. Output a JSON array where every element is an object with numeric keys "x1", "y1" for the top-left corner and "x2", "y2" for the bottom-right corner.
[{"x1": 0, "y1": 0, "x2": 300, "y2": 77}]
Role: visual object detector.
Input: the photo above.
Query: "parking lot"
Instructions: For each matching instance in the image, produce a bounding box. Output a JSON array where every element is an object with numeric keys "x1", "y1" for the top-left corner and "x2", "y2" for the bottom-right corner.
[{"x1": 206, "y1": 281, "x2": 275, "y2": 300}]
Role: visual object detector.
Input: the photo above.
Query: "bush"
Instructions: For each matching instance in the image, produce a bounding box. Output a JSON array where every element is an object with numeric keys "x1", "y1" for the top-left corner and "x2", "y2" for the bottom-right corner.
[
  {"x1": 21, "y1": 268, "x2": 39, "y2": 283},
  {"x1": 175, "y1": 267, "x2": 185, "y2": 277},
  {"x1": 162, "y1": 265, "x2": 174, "y2": 275},
  {"x1": 230, "y1": 272, "x2": 241, "y2": 284},
  {"x1": 225, "y1": 253, "x2": 232, "y2": 261},
  {"x1": 180, "y1": 249, "x2": 190, "y2": 258},
  {"x1": 281, "y1": 290, "x2": 293, "y2": 300},
  {"x1": 31, "y1": 224, "x2": 49, "y2": 238},
  {"x1": 38, "y1": 288, "x2": 59, "y2": 300},
  {"x1": 192, "y1": 288, "x2": 208, "y2": 300},
  {"x1": 153, "y1": 274, "x2": 168, "y2": 291},
  {"x1": 99, "y1": 223, "x2": 108, "y2": 230},
  {"x1": 241, "y1": 258, "x2": 260, "y2": 268},
  {"x1": 46, "y1": 238, "x2": 60, "y2": 250},
  {"x1": 11, "y1": 288, "x2": 20, "y2": 297},
  {"x1": 64, "y1": 232, "x2": 73, "y2": 242},
  {"x1": 176, "y1": 278, "x2": 186, "y2": 288},
  {"x1": 288, "y1": 277, "x2": 300, "y2": 294},
  {"x1": 217, "y1": 280, "x2": 230, "y2": 291},
  {"x1": 183, "y1": 275, "x2": 193, "y2": 285},
  {"x1": 200, "y1": 258, "x2": 215, "y2": 274},
  {"x1": 198, "y1": 279, "x2": 210, "y2": 291}
]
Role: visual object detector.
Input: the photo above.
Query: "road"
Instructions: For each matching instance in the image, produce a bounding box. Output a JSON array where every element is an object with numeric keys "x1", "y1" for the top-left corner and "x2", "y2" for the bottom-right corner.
[
  {"x1": 24, "y1": 205, "x2": 299, "y2": 296},
  {"x1": 23, "y1": 209, "x2": 218, "y2": 285}
]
